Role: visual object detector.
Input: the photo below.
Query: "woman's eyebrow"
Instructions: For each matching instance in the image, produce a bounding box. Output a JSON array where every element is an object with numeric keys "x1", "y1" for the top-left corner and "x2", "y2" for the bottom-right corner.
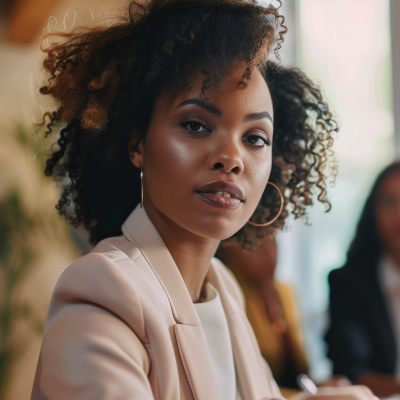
[
  {"x1": 244, "y1": 111, "x2": 273, "y2": 123},
  {"x1": 175, "y1": 98, "x2": 222, "y2": 117},
  {"x1": 175, "y1": 99, "x2": 272, "y2": 123}
]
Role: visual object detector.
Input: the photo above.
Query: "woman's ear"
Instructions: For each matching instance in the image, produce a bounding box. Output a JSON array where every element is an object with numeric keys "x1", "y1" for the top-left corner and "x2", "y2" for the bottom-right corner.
[{"x1": 128, "y1": 129, "x2": 144, "y2": 168}]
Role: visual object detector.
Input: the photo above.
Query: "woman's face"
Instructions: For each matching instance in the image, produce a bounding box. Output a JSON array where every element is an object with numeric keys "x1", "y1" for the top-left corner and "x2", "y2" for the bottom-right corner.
[
  {"x1": 219, "y1": 233, "x2": 278, "y2": 283},
  {"x1": 130, "y1": 68, "x2": 273, "y2": 240},
  {"x1": 376, "y1": 170, "x2": 400, "y2": 252},
  {"x1": 242, "y1": 234, "x2": 278, "y2": 282}
]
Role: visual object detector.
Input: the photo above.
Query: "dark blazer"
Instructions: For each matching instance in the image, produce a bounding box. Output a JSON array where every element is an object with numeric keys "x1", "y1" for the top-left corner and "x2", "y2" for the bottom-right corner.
[{"x1": 325, "y1": 265, "x2": 397, "y2": 382}]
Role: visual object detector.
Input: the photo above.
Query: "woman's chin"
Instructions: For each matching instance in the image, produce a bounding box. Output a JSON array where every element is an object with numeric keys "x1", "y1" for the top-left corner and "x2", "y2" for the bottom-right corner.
[
  {"x1": 149, "y1": 198, "x2": 249, "y2": 241},
  {"x1": 181, "y1": 217, "x2": 247, "y2": 241}
]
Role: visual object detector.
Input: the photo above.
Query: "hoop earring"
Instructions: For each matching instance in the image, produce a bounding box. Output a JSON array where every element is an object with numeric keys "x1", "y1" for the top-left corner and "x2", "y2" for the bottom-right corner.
[
  {"x1": 247, "y1": 182, "x2": 284, "y2": 227},
  {"x1": 140, "y1": 164, "x2": 143, "y2": 208}
]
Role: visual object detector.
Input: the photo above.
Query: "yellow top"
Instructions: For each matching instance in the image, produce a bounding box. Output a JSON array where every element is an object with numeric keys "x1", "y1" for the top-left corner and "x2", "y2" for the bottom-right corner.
[{"x1": 235, "y1": 276, "x2": 309, "y2": 397}]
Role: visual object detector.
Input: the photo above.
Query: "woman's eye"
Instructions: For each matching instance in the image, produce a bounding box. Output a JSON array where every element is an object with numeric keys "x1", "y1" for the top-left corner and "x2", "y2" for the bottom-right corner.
[
  {"x1": 244, "y1": 134, "x2": 271, "y2": 147},
  {"x1": 181, "y1": 120, "x2": 208, "y2": 133}
]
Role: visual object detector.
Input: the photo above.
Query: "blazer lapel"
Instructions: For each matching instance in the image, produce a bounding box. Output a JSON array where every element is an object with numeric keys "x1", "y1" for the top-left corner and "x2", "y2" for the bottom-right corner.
[
  {"x1": 174, "y1": 324, "x2": 221, "y2": 400},
  {"x1": 208, "y1": 260, "x2": 274, "y2": 400},
  {"x1": 121, "y1": 205, "x2": 220, "y2": 400}
]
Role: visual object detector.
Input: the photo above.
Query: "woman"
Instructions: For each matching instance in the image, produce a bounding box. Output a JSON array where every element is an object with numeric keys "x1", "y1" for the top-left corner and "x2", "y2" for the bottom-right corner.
[
  {"x1": 326, "y1": 162, "x2": 400, "y2": 397},
  {"x1": 30, "y1": 1, "x2": 367, "y2": 399}
]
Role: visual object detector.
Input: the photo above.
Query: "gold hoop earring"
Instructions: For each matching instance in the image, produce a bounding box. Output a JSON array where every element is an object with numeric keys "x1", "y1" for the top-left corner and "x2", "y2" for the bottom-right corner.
[
  {"x1": 140, "y1": 164, "x2": 143, "y2": 208},
  {"x1": 247, "y1": 182, "x2": 284, "y2": 227}
]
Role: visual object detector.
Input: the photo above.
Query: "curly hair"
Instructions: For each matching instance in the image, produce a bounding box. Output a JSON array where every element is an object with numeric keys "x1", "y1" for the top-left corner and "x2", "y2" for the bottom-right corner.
[
  {"x1": 231, "y1": 63, "x2": 338, "y2": 248},
  {"x1": 36, "y1": 0, "x2": 336, "y2": 245}
]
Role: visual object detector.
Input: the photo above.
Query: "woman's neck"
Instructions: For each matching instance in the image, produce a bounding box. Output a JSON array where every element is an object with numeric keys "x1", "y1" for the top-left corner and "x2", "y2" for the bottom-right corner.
[{"x1": 144, "y1": 204, "x2": 219, "y2": 303}]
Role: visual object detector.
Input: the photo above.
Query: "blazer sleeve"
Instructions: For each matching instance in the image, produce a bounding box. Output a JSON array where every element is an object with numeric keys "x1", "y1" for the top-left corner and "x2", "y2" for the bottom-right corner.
[
  {"x1": 31, "y1": 253, "x2": 154, "y2": 400},
  {"x1": 325, "y1": 268, "x2": 373, "y2": 382}
]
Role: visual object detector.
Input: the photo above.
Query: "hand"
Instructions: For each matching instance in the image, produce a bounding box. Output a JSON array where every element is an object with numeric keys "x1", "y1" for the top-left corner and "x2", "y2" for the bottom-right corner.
[
  {"x1": 318, "y1": 377, "x2": 352, "y2": 388},
  {"x1": 357, "y1": 371, "x2": 400, "y2": 397}
]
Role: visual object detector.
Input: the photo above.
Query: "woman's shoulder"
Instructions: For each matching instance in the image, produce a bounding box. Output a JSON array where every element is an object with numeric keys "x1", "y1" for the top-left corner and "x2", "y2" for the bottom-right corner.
[
  {"x1": 45, "y1": 235, "x2": 147, "y2": 338},
  {"x1": 328, "y1": 265, "x2": 361, "y2": 288},
  {"x1": 327, "y1": 264, "x2": 374, "y2": 307},
  {"x1": 54, "y1": 235, "x2": 142, "y2": 294}
]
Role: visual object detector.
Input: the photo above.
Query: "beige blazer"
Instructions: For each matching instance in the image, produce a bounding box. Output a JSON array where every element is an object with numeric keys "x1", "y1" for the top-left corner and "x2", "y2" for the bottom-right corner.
[{"x1": 31, "y1": 205, "x2": 282, "y2": 400}]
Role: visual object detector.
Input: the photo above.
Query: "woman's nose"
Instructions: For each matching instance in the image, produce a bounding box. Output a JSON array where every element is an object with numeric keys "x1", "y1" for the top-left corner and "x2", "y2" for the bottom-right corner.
[{"x1": 207, "y1": 138, "x2": 244, "y2": 175}]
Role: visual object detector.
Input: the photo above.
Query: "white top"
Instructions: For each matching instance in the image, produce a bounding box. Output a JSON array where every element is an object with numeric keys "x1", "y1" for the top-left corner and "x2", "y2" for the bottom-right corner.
[
  {"x1": 193, "y1": 283, "x2": 243, "y2": 400},
  {"x1": 380, "y1": 255, "x2": 400, "y2": 381}
]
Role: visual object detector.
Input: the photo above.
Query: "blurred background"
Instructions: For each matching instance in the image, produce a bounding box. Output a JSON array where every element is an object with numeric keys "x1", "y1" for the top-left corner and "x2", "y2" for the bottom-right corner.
[{"x1": 0, "y1": 0, "x2": 398, "y2": 398}]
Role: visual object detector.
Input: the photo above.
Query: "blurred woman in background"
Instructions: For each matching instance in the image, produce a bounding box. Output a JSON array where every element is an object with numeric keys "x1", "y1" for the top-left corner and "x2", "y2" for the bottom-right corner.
[
  {"x1": 218, "y1": 230, "x2": 350, "y2": 398},
  {"x1": 326, "y1": 162, "x2": 400, "y2": 397}
]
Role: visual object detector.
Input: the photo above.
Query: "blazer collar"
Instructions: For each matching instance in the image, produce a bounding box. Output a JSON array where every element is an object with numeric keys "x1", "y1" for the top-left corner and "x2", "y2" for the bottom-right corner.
[
  {"x1": 122, "y1": 204, "x2": 201, "y2": 326},
  {"x1": 122, "y1": 205, "x2": 221, "y2": 400}
]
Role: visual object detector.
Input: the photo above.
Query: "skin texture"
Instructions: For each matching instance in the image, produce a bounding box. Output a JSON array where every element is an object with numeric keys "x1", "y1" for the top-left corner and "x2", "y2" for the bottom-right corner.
[
  {"x1": 129, "y1": 68, "x2": 273, "y2": 302},
  {"x1": 375, "y1": 170, "x2": 400, "y2": 267}
]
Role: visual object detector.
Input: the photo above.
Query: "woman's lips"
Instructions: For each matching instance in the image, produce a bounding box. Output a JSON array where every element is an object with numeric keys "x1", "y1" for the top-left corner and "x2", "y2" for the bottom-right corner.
[
  {"x1": 196, "y1": 192, "x2": 242, "y2": 210},
  {"x1": 195, "y1": 180, "x2": 245, "y2": 210}
]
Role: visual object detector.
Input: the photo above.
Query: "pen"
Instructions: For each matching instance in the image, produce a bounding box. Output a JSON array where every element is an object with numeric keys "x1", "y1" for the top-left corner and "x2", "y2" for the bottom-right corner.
[{"x1": 297, "y1": 374, "x2": 318, "y2": 395}]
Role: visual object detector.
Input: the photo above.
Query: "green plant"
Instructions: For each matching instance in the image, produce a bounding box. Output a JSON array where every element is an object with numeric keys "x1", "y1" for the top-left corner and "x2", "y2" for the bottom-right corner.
[
  {"x1": 0, "y1": 124, "x2": 54, "y2": 398},
  {"x1": 0, "y1": 191, "x2": 40, "y2": 398}
]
